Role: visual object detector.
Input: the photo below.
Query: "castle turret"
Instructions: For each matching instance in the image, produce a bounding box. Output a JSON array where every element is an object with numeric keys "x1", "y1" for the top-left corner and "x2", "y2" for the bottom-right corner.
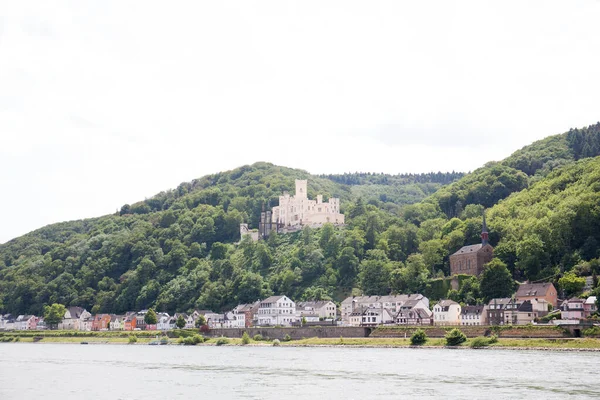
[{"x1": 295, "y1": 180, "x2": 308, "y2": 198}]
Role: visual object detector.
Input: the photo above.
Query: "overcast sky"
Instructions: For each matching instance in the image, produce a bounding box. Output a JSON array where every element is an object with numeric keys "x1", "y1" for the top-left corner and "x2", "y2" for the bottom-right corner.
[{"x1": 1, "y1": 1, "x2": 599, "y2": 243}]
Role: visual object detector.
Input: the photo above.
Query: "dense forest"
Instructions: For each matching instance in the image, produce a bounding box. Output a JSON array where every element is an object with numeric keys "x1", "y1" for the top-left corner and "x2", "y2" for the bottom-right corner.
[{"x1": 1, "y1": 123, "x2": 600, "y2": 316}]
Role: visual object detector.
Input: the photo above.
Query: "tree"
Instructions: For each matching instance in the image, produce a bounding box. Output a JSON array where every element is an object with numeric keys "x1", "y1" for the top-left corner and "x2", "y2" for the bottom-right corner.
[
  {"x1": 43, "y1": 303, "x2": 66, "y2": 330},
  {"x1": 558, "y1": 272, "x2": 586, "y2": 298},
  {"x1": 144, "y1": 308, "x2": 157, "y2": 325},
  {"x1": 480, "y1": 259, "x2": 515, "y2": 301},
  {"x1": 445, "y1": 328, "x2": 467, "y2": 346},
  {"x1": 176, "y1": 315, "x2": 186, "y2": 329},
  {"x1": 410, "y1": 328, "x2": 427, "y2": 345},
  {"x1": 359, "y1": 250, "x2": 392, "y2": 295},
  {"x1": 195, "y1": 314, "x2": 207, "y2": 328}
]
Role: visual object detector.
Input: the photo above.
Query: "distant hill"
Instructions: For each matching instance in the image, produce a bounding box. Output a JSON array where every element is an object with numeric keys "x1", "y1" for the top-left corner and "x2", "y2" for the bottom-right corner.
[{"x1": 1, "y1": 123, "x2": 599, "y2": 316}]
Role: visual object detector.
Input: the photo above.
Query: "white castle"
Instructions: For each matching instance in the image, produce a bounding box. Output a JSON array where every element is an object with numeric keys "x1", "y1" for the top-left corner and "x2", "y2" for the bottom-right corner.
[{"x1": 272, "y1": 180, "x2": 345, "y2": 228}]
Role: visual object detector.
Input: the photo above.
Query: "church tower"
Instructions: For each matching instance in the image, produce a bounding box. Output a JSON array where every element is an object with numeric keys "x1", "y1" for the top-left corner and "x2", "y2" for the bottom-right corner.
[{"x1": 481, "y1": 211, "x2": 489, "y2": 246}]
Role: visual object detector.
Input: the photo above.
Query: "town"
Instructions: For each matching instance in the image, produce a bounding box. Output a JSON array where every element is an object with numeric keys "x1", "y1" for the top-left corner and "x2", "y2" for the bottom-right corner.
[{"x1": 1, "y1": 283, "x2": 596, "y2": 332}]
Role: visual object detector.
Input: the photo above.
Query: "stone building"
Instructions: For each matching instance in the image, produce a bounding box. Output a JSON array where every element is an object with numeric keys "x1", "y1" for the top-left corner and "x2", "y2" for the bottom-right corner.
[
  {"x1": 449, "y1": 213, "x2": 493, "y2": 276},
  {"x1": 272, "y1": 180, "x2": 344, "y2": 228}
]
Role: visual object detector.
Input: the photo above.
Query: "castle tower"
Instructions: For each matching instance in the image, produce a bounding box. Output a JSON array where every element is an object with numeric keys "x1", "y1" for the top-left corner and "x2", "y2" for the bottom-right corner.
[
  {"x1": 481, "y1": 211, "x2": 489, "y2": 246},
  {"x1": 295, "y1": 180, "x2": 307, "y2": 198}
]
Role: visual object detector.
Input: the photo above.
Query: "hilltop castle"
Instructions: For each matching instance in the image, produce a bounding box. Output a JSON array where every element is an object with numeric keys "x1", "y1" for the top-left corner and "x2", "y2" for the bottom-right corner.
[
  {"x1": 240, "y1": 179, "x2": 345, "y2": 241},
  {"x1": 272, "y1": 180, "x2": 344, "y2": 228}
]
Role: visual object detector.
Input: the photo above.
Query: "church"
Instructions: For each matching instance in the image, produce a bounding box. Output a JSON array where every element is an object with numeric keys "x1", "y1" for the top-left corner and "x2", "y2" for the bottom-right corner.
[
  {"x1": 271, "y1": 180, "x2": 345, "y2": 228},
  {"x1": 449, "y1": 214, "x2": 493, "y2": 276}
]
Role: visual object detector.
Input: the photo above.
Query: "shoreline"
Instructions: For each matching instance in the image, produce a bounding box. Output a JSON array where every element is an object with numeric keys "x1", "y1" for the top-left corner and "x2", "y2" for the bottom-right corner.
[{"x1": 3, "y1": 336, "x2": 600, "y2": 352}]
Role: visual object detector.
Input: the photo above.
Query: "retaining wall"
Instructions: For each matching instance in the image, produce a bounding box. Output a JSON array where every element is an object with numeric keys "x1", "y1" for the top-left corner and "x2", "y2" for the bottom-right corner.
[{"x1": 209, "y1": 327, "x2": 371, "y2": 340}]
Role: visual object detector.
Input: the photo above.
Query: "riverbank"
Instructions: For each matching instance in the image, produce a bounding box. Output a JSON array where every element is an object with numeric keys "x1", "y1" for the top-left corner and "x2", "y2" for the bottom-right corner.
[{"x1": 4, "y1": 335, "x2": 600, "y2": 350}]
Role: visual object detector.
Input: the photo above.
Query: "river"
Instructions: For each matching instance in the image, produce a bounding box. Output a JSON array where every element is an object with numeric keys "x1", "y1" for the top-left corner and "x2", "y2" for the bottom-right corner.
[{"x1": 1, "y1": 343, "x2": 599, "y2": 399}]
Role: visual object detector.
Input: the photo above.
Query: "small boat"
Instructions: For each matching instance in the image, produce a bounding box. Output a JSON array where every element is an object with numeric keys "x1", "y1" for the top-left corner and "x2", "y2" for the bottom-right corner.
[{"x1": 80, "y1": 341, "x2": 89, "y2": 345}]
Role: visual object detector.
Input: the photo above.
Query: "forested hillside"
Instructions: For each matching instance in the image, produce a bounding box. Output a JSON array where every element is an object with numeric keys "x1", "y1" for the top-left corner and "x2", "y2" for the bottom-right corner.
[
  {"x1": 1, "y1": 123, "x2": 599, "y2": 316},
  {"x1": 0, "y1": 164, "x2": 461, "y2": 315}
]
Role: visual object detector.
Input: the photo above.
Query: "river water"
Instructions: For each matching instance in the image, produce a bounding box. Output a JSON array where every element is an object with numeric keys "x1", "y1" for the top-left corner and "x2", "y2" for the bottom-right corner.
[{"x1": 1, "y1": 343, "x2": 599, "y2": 399}]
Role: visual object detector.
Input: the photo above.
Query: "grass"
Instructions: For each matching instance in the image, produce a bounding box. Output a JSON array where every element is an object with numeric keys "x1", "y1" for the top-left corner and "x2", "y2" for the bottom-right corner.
[{"x1": 5, "y1": 333, "x2": 600, "y2": 350}]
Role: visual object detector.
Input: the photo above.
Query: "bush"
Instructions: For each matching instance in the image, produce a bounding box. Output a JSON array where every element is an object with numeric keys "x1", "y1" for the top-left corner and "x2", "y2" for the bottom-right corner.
[
  {"x1": 242, "y1": 332, "x2": 251, "y2": 345},
  {"x1": 583, "y1": 326, "x2": 600, "y2": 337},
  {"x1": 469, "y1": 337, "x2": 490, "y2": 348},
  {"x1": 488, "y1": 334, "x2": 498, "y2": 344},
  {"x1": 410, "y1": 329, "x2": 428, "y2": 346},
  {"x1": 14, "y1": 337, "x2": 20, "y2": 342},
  {"x1": 283, "y1": 334, "x2": 291, "y2": 342},
  {"x1": 253, "y1": 334, "x2": 263, "y2": 341},
  {"x1": 272, "y1": 339, "x2": 281, "y2": 347},
  {"x1": 216, "y1": 337, "x2": 229, "y2": 346},
  {"x1": 192, "y1": 334, "x2": 204, "y2": 344},
  {"x1": 128, "y1": 335, "x2": 137, "y2": 344},
  {"x1": 445, "y1": 328, "x2": 467, "y2": 346}
]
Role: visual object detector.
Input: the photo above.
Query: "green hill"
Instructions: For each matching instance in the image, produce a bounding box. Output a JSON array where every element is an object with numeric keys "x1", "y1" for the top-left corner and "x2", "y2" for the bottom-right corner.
[
  {"x1": 1, "y1": 123, "x2": 599, "y2": 316},
  {"x1": 0, "y1": 163, "x2": 461, "y2": 315}
]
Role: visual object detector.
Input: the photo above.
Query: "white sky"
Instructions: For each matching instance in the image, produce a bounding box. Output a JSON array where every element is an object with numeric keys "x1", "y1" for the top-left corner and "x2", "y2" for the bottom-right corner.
[{"x1": 1, "y1": 1, "x2": 600, "y2": 243}]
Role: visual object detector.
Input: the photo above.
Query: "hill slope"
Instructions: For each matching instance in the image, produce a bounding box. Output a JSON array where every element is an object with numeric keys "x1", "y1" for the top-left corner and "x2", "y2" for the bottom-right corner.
[{"x1": 1, "y1": 123, "x2": 599, "y2": 316}]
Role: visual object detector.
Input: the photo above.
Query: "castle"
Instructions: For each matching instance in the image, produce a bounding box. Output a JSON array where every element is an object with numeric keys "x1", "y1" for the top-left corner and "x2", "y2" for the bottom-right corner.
[
  {"x1": 272, "y1": 180, "x2": 344, "y2": 228},
  {"x1": 240, "y1": 179, "x2": 345, "y2": 241}
]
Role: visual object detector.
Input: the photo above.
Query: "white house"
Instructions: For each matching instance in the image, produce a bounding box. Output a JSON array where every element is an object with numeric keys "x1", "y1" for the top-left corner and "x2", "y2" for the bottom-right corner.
[
  {"x1": 59, "y1": 307, "x2": 91, "y2": 330},
  {"x1": 15, "y1": 315, "x2": 38, "y2": 330},
  {"x1": 433, "y1": 300, "x2": 461, "y2": 326},
  {"x1": 156, "y1": 313, "x2": 171, "y2": 331},
  {"x1": 256, "y1": 295, "x2": 297, "y2": 326},
  {"x1": 296, "y1": 301, "x2": 337, "y2": 321},
  {"x1": 272, "y1": 180, "x2": 345, "y2": 229},
  {"x1": 584, "y1": 296, "x2": 597, "y2": 318},
  {"x1": 110, "y1": 315, "x2": 124, "y2": 331},
  {"x1": 395, "y1": 299, "x2": 432, "y2": 325},
  {"x1": 341, "y1": 294, "x2": 429, "y2": 325},
  {"x1": 224, "y1": 311, "x2": 246, "y2": 328}
]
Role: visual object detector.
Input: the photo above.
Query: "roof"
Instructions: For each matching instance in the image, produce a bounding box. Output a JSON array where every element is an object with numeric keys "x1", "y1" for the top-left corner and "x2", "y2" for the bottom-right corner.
[
  {"x1": 461, "y1": 305, "x2": 484, "y2": 314},
  {"x1": 451, "y1": 244, "x2": 483, "y2": 256},
  {"x1": 487, "y1": 298, "x2": 513, "y2": 307},
  {"x1": 516, "y1": 283, "x2": 555, "y2": 298},
  {"x1": 585, "y1": 296, "x2": 597, "y2": 305},
  {"x1": 517, "y1": 301, "x2": 533, "y2": 312},
  {"x1": 261, "y1": 295, "x2": 286, "y2": 304},
  {"x1": 66, "y1": 307, "x2": 85, "y2": 319},
  {"x1": 341, "y1": 294, "x2": 424, "y2": 305},
  {"x1": 297, "y1": 301, "x2": 334, "y2": 310},
  {"x1": 436, "y1": 300, "x2": 459, "y2": 308}
]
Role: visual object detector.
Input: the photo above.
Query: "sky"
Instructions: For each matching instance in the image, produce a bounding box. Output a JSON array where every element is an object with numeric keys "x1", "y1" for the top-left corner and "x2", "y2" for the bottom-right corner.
[{"x1": 1, "y1": 1, "x2": 600, "y2": 244}]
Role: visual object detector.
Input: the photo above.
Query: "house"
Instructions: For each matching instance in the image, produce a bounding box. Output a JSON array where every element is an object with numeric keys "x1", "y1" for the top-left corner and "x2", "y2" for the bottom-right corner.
[
  {"x1": 0, "y1": 314, "x2": 15, "y2": 331},
  {"x1": 59, "y1": 307, "x2": 91, "y2": 330},
  {"x1": 110, "y1": 315, "x2": 124, "y2": 331},
  {"x1": 504, "y1": 299, "x2": 547, "y2": 325},
  {"x1": 15, "y1": 315, "x2": 39, "y2": 330},
  {"x1": 516, "y1": 282, "x2": 558, "y2": 309},
  {"x1": 91, "y1": 314, "x2": 112, "y2": 331},
  {"x1": 561, "y1": 298, "x2": 586, "y2": 320},
  {"x1": 356, "y1": 307, "x2": 396, "y2": 327},
  {"x1": 223, "y1": 311, "x2": 246, "y2": 328},
  {"x1": 460, "y1": 305, "x2": 487, "y2": 326},
  {"x1": 449, "y1": 214, "x2": 493, "y2": 276},
  {"x1": 395, "y1": 299, "x2": 432, "y2": 325},
  {"x1": 156, "y1": 313, "x2": 171, "y2": 331},
  {"x1": 204, "y1": 312, "x2": 225, "y2": 329},
  {"x1": 232, "y1": 302, "x2": 261, "y2": 328},
  {"x1": 487, "y1": 298, "x2": 513, "y2": 325},
  {"x1": 36, "y1": 318, "x2": 47, "y2": 330},
  {"x1": 296, "y1": 301, "x2": 337, "y2": 321},
  {"x1": 124, "y1": 313, "x2": 137, "y2": 331},
  {"x1": 256, "y1": 295, "x2": 297, "y2": 326},
  {"x1": 584, "y1": 296, "x2": 597, "y2": 318},
  {"x1": 341, "y1": 294, "x2": 428, "y2": 325},
  {"x1": 433, "y1": 300, "x2": 461, "y2": 325}
]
